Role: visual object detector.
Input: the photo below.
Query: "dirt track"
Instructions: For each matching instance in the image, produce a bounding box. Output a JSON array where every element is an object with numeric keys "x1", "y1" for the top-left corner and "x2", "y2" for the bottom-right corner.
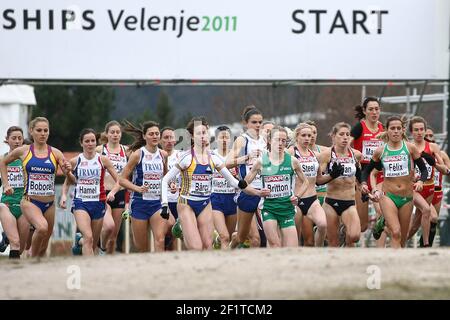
[{"x1": 1, "y1": 248, "x2": 450, "y2": 299}]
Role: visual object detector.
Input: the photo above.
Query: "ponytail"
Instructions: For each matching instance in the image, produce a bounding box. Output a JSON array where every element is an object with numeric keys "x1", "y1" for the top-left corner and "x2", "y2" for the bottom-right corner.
[
  {"x1": 123, "y1": 120, "x2": 160, "y2": 152},
  {"x1": 98, "y1": 132, "x2": 108, "y2": 145},
  {"x1": 354, "y1": 105, "x2": 365, "y2": 120}
]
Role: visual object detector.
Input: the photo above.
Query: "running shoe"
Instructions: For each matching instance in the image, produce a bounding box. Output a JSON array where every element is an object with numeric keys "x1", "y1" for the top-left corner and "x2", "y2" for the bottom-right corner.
[
  {"x1": 172, "y1": 218, "x2": 183, "y2": 239},
  {"x1": 121, "y1": 209, "x2": 130, "y2": 220},
  {"x1": 237, "y1": 240, "x2": 251, "y2": 249},
  {"x1": 338, "y1": 224, "x2": 346, "y2": 247},
  {"x1": 212, "y1": 231, "x2": 221, "y2": 250},
  {"x1": 372, "y1": 216, "x2": 385, "y2": 240},
  {"x1": 71, "y1": 232, "x2": 82, "y2": 256}
]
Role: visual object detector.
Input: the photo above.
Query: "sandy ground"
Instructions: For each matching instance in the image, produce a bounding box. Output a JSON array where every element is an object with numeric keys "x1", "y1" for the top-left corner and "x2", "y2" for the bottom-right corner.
[{"x1": 1, "y1": 248, "x2": 450, "y2": 300}]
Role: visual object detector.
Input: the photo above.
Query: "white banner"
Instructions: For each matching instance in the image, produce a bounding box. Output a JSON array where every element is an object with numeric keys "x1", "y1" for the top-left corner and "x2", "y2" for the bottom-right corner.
[{"x1": 0, "y1": 0, "x2": 448, "y2": 80}]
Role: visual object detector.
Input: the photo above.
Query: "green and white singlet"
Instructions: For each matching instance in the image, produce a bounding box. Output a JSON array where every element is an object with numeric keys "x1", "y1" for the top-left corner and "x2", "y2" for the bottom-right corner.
[
  {"x1": 380, "y1": 141, "x2": 412, "y2": 178},
  {"x1": 261, "y1": 151, "x2": 295, "y2": 215},
  {"x1": 1, "y1": 156, "x2": 24, "y2": 218}
]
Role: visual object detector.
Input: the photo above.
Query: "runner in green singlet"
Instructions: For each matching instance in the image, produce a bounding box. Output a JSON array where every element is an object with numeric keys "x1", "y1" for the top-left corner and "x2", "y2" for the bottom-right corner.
[
  {"x1": 0, "y1": 126, "x2": 30, "y2": 258},
  {"x1": 244, "y1": 127, "x2": 309, "y2": 247},
  {"x1": 361, "y1": 116, "x2": 429, "y2": 248}
]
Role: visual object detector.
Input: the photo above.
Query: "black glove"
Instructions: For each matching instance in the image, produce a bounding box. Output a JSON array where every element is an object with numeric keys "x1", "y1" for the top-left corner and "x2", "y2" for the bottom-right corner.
[
  {"x1": 421, "y1": 152, "x2": 435, "y2": 166},
  {"x1": 330, "y1": 162, "x2": 344, "y2": 179},
  {"x1": 160, "y1": 205, "x2": 169, "y2": 220},
  {"x1": 361, "y1": 193, "x2": 369, "y2": 203}
]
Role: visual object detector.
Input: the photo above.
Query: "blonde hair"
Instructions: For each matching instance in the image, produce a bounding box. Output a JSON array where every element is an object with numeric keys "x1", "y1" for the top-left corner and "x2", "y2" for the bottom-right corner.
[
  {"x1": 29, "y1": 117, "x2": 49, "y2": 130},
  {"x1": 99, "y1": 120, "x2": 121, "y2": 145},
  {"x1": 294, "y1": 123, "x2": 313, "y2": 140},
  {"x1": 329, "y1": 122, "x2": 351, "y2": 137}
]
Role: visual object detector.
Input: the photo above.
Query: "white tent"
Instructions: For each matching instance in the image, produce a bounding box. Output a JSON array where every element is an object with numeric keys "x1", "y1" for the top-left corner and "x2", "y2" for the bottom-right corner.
[
  {"x1": 0, "y1": 84, "x2": 35, "y2": 253},
  {"x1": 0, "y1": 84, "x2": 36, "y2": 155}
]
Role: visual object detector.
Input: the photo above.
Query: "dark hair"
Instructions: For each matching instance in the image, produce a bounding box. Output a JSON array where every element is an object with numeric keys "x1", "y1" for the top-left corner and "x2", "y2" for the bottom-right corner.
[
  {"x1": 79, "y1": 128, "x2": 98, "y2": 144},
  {"x1": 354, "y1": 97, "x2": 380, "y2": 120},
  {"x1": 267, "y1": 126, "x2": 288, "y2": 151},
  {"x1": 99, "y1": 120, "x2": 121, "y2": 144},
  {"x1": 385, "y1": 116, "x2": 404, "y2": 129},
  {"x1": 424, "y1": 126, "x2": 435, "y2": 143},
  {"x1": 241, "y1": 105, "x2": 262, "y2": 123},
  {"x1": 215, "y1": 125, "x2": 231, "y2": 137},
  {"x1": 378, "y1": 116, "x2": 407, "y2": 142},
  {"x1": 408, "y1": 116, "x2": 427, "y2": 133},
  {"x1": 4, "y1": 126, "x2": 23, "y2": 144},
  {"x1": 123, "y1": 120, "x2": 160, "y2": 152},
  {"x1": 186, "y1": 117, "x2": 209, "y2": 147},
  {"x1": 161, "y1": 127, "x2": 175, "y2": 137}
]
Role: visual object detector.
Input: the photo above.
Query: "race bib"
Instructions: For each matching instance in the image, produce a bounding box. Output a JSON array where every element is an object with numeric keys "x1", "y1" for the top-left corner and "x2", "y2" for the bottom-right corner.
[
  {"x1": 109, "y1": 154, "x2": 126, "y2": 174},
  {"x1": 212, "y1": 172, "x2": 235, "y2": 194},
  {"x1": 190, "y1": 174, "x2": 212, "y2": 197},
  {"x1": 332, "y1": 158, "x2": 356, "y2": 178},
  {"x1": 252, "y1": 173, "x2": 262, "y2": 189},
  {"x1": 434, "y1": 170, "x2": 441, "y2": 186},
  {"x1": 342, "y1": 163, "x2": 355, "y2": 177},
  {"x1": 143, "y1": 173, "x2": 162, "y2": 200},
  {"x1": 7, "y1": 166, "x2": 24, "y2": 188},
  {"x1": 263, "y1": 174, "x2": 291, "y2": 199},
  {"x1": 299, "y1": 156, "x2": 318, "y2": 178},
  {"x1": 28, "y1": 173, "x2": 55, "y2": 196},
  {"x1": 362, "y1": 140, "x2": 383, "y2": 162},
  {"x1": 76, "y1": 179, "x2": 100, "y2": 201},
  {"x1": 383, "y1": 155, "x2": 409, "y2": 178},
  {"x1": 246, "y1": 156, "x2": 262, "y2": 189}
]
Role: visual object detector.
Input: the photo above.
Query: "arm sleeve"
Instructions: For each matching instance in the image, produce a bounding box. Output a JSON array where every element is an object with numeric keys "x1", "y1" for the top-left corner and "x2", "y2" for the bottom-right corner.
[
  {"x1": 420, "y1": 151, "x2": 436, "y2": 166},
  {"x1": 355, "y1": 166, "x2": 362, "y2": 184},
  {"x1": 361, "y1": 159, "x2": 382, "y2": 183},
  {"x1": 161, "y1": 166, "x2": 181, "y2": 206},
  {"x1": 414, "y1": 158, "x2": 428, "y2": 182},
  {"x1": 211, "y1": 153, "x2": 224, "y2": 168},
  {"x1": 350, "y1": 122, "x2": 363, "y2": 139},
  {"x1": 177, "y1": 152, "x2": 192, "y2": 170},
  {"x1": 219, "y1": 167, "x2": 239, "y2": 189}
]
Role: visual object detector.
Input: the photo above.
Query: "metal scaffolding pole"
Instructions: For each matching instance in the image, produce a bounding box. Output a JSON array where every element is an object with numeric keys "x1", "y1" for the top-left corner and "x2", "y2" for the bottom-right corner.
[
  {"x1": 406, "y1": 85, "x2": 411, "y2": 115},
  {"x1": 443, "y1": 84, "x2": 448, "y2": 136}
]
